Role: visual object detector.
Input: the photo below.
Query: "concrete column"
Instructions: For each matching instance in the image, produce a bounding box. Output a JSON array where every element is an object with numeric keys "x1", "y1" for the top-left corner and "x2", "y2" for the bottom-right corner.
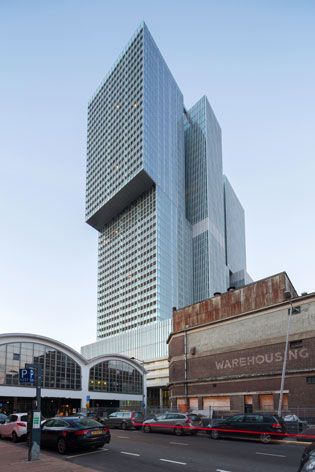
[
  {"x1": 230, "y1": 395, "x2": 244, "y2": 413},
  {"x1": 159, "y1": 387, "x2": 163, "y2": 409},
  {"x1": 252, "y1": 395, "x2": 260, "y2": 411}
]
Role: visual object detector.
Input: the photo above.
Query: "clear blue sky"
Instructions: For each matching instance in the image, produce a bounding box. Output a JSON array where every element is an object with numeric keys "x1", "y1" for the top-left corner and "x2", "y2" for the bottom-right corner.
[{"x1": 1, "y1": 0, "x2": 314, "y2": 352}]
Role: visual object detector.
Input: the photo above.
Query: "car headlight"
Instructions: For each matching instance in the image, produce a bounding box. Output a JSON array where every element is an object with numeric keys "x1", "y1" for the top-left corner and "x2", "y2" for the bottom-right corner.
[{"x1": 302, "y1": 459, "x2": 315, "y2": 471}]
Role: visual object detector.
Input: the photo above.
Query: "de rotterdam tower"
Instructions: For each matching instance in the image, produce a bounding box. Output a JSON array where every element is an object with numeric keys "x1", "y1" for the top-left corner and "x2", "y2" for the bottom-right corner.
[{"x1": 85, "y1": 23, "x2": 250, "y2": 354}]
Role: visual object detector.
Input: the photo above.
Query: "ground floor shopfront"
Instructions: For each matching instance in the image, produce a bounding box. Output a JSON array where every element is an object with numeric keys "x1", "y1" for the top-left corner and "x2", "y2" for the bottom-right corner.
[
  {"x1": 0, "y1": 395, "x2": 123, "y2": 418},
  {"x1": 172, "y1": 374, "x2": 315, "y2": 415},
  {"x1": 0, "y1": 333, "x2": 146, "y2": 417}
]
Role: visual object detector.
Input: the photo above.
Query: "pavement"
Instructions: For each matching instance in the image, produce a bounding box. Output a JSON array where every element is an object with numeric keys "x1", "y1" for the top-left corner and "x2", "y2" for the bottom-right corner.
[{"x1": 0, "y1": 440, "x2": 94, "y2": 472}]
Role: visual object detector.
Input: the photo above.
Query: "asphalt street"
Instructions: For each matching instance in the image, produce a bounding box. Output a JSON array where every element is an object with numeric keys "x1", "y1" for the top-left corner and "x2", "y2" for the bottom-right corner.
[{"x1": 56, "y1": 429, "x2": 306, "y2": 472}]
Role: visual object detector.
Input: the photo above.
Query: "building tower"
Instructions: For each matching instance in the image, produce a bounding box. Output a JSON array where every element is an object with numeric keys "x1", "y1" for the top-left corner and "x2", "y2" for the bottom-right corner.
[
  {"x1": 83, "y1": 23, "x2": 249, "y2": 382},
  {"x1": 86, "y1": 23, "x2": 192, "y2": 340}
]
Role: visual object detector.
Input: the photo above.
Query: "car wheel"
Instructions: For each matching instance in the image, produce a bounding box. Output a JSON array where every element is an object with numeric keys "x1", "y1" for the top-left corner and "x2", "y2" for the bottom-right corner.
[
  {"x1": 260, "y1": 433, "x2": 271, "y2": 444},
  {"x1": 57, "y1": 437, "x2": 67, "y2": 454},
  {"x1": 12, "y1": 431, "x2": 19, "y2": 443},
  {"x1": 143, "y1": 425, "x2": 151, "y2": 433},
  {"x1": 174, "y1": 427, "x2": 183, "y2": 436},
  {"x1": 210, "y1": 429, "x2": 219, "y2": 439},
  {"x1": 191, "y1": 430, "x2": 198, "y2": 436},
  {"x1": 121, "y1": 422, "x2": 128, "y2": 430}
]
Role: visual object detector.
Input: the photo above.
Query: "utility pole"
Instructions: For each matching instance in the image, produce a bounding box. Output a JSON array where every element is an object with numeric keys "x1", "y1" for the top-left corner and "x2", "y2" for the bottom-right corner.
[{"x1": 277, "y1": 291, "x2": 293, "y2": 417}]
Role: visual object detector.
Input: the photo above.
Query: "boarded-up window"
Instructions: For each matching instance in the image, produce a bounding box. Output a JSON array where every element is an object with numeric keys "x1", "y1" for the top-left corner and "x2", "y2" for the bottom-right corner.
[
  {"x1": 203, "y1": 396, "x2": 230, "y2": 411},
  {"x1": 244, "y1": 395, "x2": 253, "y2": 405},
  {"x1": 189, "y1": 398, "x2": 198, "y2": 409},
  {"x1": 244, "y1": 395, "x2": 253, "y2": 413},
  {"x1": 177, "y1": 398, "x2": 188, "y2": 412},
  {"x1": 259, "y1": 394, "x2": 274, "y2": 411}
]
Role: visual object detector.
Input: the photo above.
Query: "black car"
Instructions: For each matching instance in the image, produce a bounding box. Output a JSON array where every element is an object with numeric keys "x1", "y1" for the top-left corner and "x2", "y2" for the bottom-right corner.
[
  {"x1": 297, "y1": 443, "x2": 315, "y2": 472},
  {"x1": 41, "y1": 417, "x2": 111, "y2": 454},
  {"x1": 208, "y1": 413, "x2": 286, "y2": 443}
]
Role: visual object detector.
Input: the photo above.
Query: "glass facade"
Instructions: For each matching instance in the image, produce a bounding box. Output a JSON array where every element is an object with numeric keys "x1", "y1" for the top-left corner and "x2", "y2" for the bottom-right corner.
[
  {"x1": 86, "y1": 26, "x2": 144, "y2": 224},
  {"x1": 97, "y1": 189, "x2": 157, "y2": 337},
  {"x1": 89, "y1": 359, "x2": 143, "y2": 394},
  {"x1": 223, "y1": 175, "x2": 246, "y2": 275},
  {"x1": 142, "y1": 26, "x2": 192, "y2": 312},
  {"x1": 185, "y1": 96, "x2": 227, "y2": 301},
  {"x1": 85, "y1": 23, "x2": 248, "y2": 353},
  {"x1": 0, "y1": 342, "x2": 81, "y2": 390},
  {"x1": 87, "y1": 23, "x2": 193, "y2": 340},
  {"x1": 82, "y1": 319, "x2": 171, "y2": 362}
]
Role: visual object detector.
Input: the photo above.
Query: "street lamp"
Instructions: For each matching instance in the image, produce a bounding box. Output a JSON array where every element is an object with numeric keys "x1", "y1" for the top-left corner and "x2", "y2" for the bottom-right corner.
[{"x1": 277, "y1": 291, "x2": 293, "y2": 416}]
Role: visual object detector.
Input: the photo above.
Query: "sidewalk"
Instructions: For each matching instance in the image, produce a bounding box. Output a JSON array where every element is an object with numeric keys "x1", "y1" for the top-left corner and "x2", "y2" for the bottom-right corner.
[{"x1": 0, "y1": 440, "x2": 94, "y2": 472}]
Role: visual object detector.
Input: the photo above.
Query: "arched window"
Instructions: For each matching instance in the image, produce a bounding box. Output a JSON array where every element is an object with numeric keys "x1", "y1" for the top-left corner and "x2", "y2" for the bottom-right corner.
[
  {"x1": 89, "y1": 360, "x2": 142, "y2": 394},
  {"x1": 0, "y1": 342, "x2": 81, "y2": 390}
]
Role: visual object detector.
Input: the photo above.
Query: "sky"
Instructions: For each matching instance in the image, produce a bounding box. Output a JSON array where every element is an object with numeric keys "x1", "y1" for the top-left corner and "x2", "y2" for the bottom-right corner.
[{"x1": 1, "y1": 0, "x2": 314, "y2": 353}]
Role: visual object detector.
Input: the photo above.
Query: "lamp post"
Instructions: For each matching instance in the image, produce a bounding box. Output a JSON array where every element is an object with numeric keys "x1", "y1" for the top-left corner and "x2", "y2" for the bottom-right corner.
[{"x1": 277, "y1": 291, "x2": 293, "y2": 417}]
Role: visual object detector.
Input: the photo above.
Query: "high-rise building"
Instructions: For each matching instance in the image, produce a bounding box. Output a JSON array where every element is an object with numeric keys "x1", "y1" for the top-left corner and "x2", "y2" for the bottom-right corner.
[
  {"x1": 83, "y1": 22, "x2": 250, "y2": 406},
  {"x1": 185, "y1": 96, "x2": 226, "y2": 302}
]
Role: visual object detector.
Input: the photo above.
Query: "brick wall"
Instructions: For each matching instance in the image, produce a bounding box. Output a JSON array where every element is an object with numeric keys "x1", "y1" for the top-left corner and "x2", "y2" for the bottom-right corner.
[{"x1": 172, "y1": 272, "x2": 297, "y2": 332}]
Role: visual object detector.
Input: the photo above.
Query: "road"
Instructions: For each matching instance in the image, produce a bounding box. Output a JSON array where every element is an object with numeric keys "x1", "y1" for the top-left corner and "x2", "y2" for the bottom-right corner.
[{"x1": 59, "y1": 429, "x2": 306, "y2": 472}]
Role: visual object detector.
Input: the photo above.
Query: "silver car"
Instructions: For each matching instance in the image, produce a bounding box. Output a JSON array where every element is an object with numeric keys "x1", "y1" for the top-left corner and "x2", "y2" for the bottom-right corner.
[{"x1": 142, "y1": 412, "x2": 201, "y2": 436}]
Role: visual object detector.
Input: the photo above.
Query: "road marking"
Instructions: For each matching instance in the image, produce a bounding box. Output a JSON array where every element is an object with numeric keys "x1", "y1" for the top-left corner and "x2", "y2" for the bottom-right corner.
[
  {"x1": 117, "y1": 435, "x2": 130, "y2": 439},
  {"x1": 169, "y1": 441, "x2": 189, "y2": 446},
  {"x1": 121, "y1": 451, "x2": 140, "y2": 456},
  {"x1": 216, "y1": 469, "x2": 232, "y2": 472},
  {"x1": 256, "y1": 452, "x2": 286, "y2": 458},
  {"x1": 160, "y1": 459, "x2": 187, "y2": 465},
  {"x1": 66, "y1": 448, "x2": 109, "y2": 459}
]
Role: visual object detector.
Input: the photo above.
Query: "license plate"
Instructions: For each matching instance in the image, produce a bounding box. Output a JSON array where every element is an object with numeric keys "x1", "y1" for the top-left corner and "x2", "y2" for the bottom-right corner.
[{"x1": 91, "y1": 430, "x2": 103, "y2": 436}]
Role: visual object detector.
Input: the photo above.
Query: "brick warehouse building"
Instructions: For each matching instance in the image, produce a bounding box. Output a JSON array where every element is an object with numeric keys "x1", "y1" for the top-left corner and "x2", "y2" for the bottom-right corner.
[{"x1": 168, "y1": 273, "x2": 315, "y2": 413}]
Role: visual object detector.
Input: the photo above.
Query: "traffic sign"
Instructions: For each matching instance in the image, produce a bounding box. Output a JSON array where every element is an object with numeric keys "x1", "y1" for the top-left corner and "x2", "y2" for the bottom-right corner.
[{"x1": 19, "y1": 368, "x2": 35, "y2": 384}]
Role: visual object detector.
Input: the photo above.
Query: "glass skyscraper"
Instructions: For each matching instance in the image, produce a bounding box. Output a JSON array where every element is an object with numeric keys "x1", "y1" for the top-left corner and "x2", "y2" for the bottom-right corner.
[{"x1": 85, "y1": 22, "x2": 249, "y2": 348}]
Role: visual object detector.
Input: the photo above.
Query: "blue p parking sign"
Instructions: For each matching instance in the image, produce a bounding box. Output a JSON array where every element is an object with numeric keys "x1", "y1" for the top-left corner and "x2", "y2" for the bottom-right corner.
[{"x1": 19, "y1": 368, "x2": 35, "y2": 384}]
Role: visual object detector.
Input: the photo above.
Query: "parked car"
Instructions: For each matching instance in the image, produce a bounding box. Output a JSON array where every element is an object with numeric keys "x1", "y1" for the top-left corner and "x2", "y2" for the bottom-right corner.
[
  {"x1": 0, "y1": 412, "x2": 28, "y2": 442},
  {"x1": 105, "y1": 411, "x2": 144, "y2": 430},
  {"x1": 0, "y1": 413, "x2": 7, "y2": 424},
  {"x1": 40, "y1": 417, "x2": 110, "y2": 454},
  {"x1": 142, "y1": 412, "x2": 202, "y2": 436},
  {"x1": 208, "y1": 413, "x2": 286, "y2": 443},
  {"x1": 297, "y1": 443, "x2": 315, "y2": 471},
  {"x1": 284, "y1": 415, "x2": 308, "y2": 434}
]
